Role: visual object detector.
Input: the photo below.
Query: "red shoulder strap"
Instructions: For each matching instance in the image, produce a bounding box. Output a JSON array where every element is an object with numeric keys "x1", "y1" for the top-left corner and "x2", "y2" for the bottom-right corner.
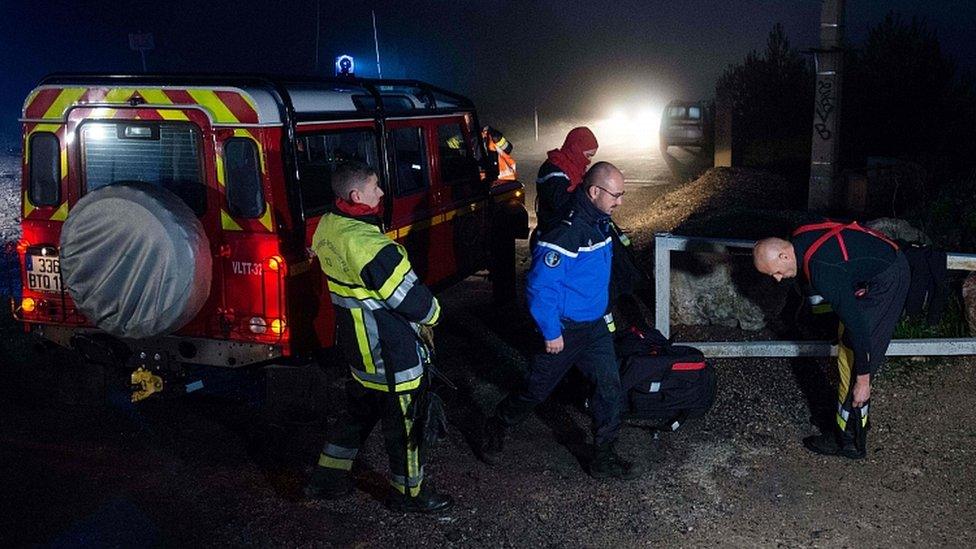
[{"x1": 793, "y1": 220, "x2": 899, "y2": 281}]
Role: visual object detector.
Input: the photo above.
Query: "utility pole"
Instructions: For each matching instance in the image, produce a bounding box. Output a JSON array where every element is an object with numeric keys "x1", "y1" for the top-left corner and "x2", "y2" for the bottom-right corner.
[
  {"x1": 372, "y1": 10, "x2": 382, "y2": 78},
  {"x1": 807, "y1": 0, "x2": 846, "y2": 212}
]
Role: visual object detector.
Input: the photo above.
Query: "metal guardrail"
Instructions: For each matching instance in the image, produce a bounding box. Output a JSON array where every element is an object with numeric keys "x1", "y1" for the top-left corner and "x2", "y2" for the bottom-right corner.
[{"x1": 653, "y1": 232, "x2": 976, "y2": 357}]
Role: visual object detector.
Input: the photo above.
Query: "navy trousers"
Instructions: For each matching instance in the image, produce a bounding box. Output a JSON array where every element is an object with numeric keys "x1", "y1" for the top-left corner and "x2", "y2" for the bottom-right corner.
[{"x1": 495, "y1": 319, "x2": 622, "y2": 445}]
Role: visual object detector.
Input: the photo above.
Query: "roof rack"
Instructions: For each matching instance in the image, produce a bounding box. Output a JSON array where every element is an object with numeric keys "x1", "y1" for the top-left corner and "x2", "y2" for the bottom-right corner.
[{"x1": 38, "y1": 73, "x2": 475, "y2": 122}]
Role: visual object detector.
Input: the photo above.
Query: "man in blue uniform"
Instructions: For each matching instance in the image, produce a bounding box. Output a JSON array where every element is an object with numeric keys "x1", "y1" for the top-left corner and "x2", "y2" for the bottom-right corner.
[{"x1": 478, "y1": 162, "x2": 638, "y2": 479}]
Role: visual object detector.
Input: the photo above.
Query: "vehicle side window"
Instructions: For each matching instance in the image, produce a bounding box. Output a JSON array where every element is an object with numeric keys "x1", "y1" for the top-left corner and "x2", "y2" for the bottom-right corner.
[
  {"x1": 436, "y1": 123, "x2": 478, "y2": 185},
  {"x1": 297, "y1": 129, "x2": 379, "y2": 217},
  {"x1": 224, "y1": 138, "x2": 264, "y2": 218},
  {"x1": 389, "y1": 127, "x2": 427, "y2": 196},
  {"x1": 29, "y1": 132, "x2": 60, "y2": 206}
]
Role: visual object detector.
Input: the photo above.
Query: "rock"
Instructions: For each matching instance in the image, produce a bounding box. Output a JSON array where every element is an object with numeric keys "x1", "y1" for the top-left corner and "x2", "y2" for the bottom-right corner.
[
  {"x1": 963, "y1": 272, "x2": 976, "y2": 337},
  {"x1": 864, "y1": 217, "x2": 932, "y2": 245},
  {"x1": 669, "y1": 244, "x2": 783, "y2": 331}
]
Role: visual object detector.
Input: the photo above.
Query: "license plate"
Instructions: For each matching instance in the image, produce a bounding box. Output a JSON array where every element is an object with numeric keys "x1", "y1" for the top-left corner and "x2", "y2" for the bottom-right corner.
[{"x1": 26, "y1": 254, "x2": 61, "y2": 293}]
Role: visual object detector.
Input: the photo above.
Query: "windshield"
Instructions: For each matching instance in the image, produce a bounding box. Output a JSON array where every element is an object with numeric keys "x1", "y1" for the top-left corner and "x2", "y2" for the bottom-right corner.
[{"x1": 81, "y1": 122, "x2": 206, "y2": 215}]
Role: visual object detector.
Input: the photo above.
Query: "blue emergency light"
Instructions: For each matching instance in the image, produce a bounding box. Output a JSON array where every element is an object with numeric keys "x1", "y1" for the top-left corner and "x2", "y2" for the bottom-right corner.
[{"x1": 335, "y1": 55, "x2": 355, "y2": 76}]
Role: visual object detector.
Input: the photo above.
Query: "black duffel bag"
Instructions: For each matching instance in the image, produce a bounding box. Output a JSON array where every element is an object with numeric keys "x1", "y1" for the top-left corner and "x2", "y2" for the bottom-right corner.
[{"x1": 616, "y1": 325, "x2": 717, "y2": 430}]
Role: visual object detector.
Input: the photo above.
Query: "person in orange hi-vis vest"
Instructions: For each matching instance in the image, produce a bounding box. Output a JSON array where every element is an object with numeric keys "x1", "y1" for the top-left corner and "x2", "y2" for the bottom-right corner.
[{"x1": 482, "y1": 125, "x2": 517, "y2": 182}]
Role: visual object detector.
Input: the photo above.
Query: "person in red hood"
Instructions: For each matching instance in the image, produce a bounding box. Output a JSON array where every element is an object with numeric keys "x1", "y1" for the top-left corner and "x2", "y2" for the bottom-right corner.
[{"x1": 534, "y1": 127, "x2": 599, "y2": 236}]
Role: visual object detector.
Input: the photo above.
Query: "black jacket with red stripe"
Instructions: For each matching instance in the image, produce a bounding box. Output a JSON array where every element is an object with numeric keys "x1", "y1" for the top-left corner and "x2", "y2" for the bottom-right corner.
[{"x1": 792, "y1": 227, "x2": 899, "y2": 373}]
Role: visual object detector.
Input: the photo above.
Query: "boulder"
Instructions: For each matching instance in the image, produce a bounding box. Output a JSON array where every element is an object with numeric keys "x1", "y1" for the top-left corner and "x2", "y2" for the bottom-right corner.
[{"x1": 669, "y1": 244, "x2": 786, "y2": 331}]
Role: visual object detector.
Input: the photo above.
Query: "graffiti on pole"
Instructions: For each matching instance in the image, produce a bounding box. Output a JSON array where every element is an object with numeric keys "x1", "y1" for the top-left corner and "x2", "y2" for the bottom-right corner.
[{"x1": 813, "y1": 79, "x2": 835, "y2": 141}]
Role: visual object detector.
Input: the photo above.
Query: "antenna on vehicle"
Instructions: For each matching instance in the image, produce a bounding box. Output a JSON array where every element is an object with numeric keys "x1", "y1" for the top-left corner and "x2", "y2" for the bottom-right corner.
[{"x1": 372, "y1": 10, "x2": 382, "y2": 78}]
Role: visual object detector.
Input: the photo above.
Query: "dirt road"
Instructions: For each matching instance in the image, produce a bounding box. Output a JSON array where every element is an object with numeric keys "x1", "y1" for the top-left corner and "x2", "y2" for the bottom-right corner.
[{"x1": 2, "y1": 150, "x2": 975, "y2": 547}]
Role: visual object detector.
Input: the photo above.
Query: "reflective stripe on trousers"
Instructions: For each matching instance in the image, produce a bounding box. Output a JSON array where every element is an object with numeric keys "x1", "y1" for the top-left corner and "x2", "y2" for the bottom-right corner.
[
  {"x1": 319, "y1": 444, "x2": 358, "y2": 471},
  {"x1": 836, "y1": 324, "x2": 869, "y2": 431},
  {"x1": 391, "y1": 393, "x2": 423, "y2": 497}
]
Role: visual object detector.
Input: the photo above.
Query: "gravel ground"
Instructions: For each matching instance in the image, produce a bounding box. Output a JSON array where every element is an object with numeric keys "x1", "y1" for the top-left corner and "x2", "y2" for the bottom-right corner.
[{"x1": 2, "y1": 149, "x2": 975, "y2": 547}]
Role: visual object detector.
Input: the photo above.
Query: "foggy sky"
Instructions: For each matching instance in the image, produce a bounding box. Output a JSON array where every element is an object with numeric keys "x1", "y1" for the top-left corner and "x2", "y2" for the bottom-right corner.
[{"x1": 2, "y1": 0, "x2": 975, "y2": 148}]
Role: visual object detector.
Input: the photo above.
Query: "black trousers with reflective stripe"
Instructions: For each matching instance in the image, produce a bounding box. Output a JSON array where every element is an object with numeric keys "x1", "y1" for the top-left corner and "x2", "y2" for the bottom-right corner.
[
  {"x1": 495, "y1": 319, "x2": 622, "y2": 445},
  {"x1": 320, "y1": 379, "x2": 425, "y2": 496},
  {"x1": 835, "y1": 253, "x2": 910, "y2": 434}
]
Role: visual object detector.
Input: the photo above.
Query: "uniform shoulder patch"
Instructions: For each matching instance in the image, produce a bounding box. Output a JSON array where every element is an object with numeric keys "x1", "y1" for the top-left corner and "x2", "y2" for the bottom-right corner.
[{"x1": 544, "y1": 250, "x2": 561, "y2": 268}]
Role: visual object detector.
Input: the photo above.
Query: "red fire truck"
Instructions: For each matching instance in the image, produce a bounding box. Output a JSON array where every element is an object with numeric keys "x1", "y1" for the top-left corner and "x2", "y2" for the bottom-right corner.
[{"x1": 14, "y1": 74, "x2": 527, "y2": 399}]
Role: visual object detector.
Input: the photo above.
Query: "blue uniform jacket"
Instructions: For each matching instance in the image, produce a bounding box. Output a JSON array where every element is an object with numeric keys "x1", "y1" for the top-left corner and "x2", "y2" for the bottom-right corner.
[{"x1": 527, "y1": 193, "x2": 613, "y2": 341}]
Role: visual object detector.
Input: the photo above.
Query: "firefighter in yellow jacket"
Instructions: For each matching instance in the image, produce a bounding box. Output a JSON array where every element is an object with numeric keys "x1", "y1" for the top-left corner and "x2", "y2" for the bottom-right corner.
[
  {"x1": 304, "y1": 160, "x2": 452, "y2": 513},
  {"x1": 483, "y1": 125, "x2": 517, "y2": 181}
]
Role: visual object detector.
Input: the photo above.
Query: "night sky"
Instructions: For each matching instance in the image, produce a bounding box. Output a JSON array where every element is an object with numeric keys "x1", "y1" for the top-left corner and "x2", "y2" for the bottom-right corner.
[{"x1": 2, "y1": 0, "x2": 975, "y2": 148}]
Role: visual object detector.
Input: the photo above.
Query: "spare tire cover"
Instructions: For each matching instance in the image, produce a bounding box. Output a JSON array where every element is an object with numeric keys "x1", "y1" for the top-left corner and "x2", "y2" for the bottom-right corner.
[{"x1": 60, "y1": 182, "x2": 212, "y2": 339}]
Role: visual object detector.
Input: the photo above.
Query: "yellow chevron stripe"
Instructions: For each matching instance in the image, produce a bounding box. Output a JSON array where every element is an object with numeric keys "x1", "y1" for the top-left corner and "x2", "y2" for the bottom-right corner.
[
  {"x1": 258, "y1": 204, "x2": 273, "y2": 232},
  {"x1": 60, "y1": 143, "x2": 67, "y2": 182},
  {"x1": 41, "y1": 88, "x2": 86, "y2": 120},
  {"x1": 103, "y1": 88, "x2": 137, "y2": 104},
  {"x1": 187, "y1": 89, "x2": 238, "y2": 123},
  {"x1": 23, "y1": 191, "x2": 35, "y2": 218},
  {"x1": 215, "y1": 149, "x2": 226, "y2": 187},
  {"x1": 89, "y1": 107, "x2": 118, "y2": 118},
  {"x1": 158, "y1": 109, "x2": 190, "y2": 121},
  {"x1": 221, "y1": 210, "x2": 243, "y2": 231},
  {"x1": 49, "y1": 201, "x2": 69, "y2": 221},
  {"x1": 137, "y1": 89, "x2": 172, "y2": 104}
]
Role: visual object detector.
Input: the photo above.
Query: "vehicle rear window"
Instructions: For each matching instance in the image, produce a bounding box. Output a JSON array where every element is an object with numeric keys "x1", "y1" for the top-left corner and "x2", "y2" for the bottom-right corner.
[
  {"x1": 28, "y1": 132, "x2": 61, "y2": 206},
  {"x1": 297, "y1": 129, "x2": 380, "y2": 216},
  {"x1": 389, "y1": 127, "x2": 427, "y2": 196},
  {"x1": 224, "y1": 138, "x2": 264, "y2": 218},
  {"x1": 436, "y1": 123, "x2": 478, "y2": 185},
  {"x1": 81, "y1": 122, "x2": 206, "y2": 215},
  {"x1": 687, "y1": 106, "x2": 701, "y2": 120}
]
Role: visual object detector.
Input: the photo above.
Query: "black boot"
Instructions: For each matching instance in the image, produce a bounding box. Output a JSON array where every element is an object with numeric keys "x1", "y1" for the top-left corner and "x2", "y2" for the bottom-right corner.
[
  {"x1": 802, "y1": 429, "x2": 866, "y2": 460},
  {"x1": 476, "y1": 416, "x2": 507, "y2": 465},
  {"x1": 304, "y1": 466, "x2": 355, "y2": 500},
  {"x1": 589, "y1": 443, "x2": 640, "y2": 480},
  {"x1": 386, "y1": 482, "x2": 454, "y2": 514}
]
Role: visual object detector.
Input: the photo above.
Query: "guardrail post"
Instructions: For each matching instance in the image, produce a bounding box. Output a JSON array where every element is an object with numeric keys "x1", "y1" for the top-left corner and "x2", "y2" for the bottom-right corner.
[{"x1": 654, "y1": 232, "x2": 672, "y2": 338}]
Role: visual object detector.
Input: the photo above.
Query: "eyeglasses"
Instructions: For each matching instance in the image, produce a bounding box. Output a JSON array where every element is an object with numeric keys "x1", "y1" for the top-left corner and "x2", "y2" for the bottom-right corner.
[{"x1": 592, "y1": 185, "x2": 625, "y2": 199}]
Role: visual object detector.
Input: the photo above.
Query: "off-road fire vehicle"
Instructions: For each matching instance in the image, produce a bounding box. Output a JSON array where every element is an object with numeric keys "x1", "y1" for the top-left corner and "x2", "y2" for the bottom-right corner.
[{"x1": 14, "y1": 74, "x2": 527, "y2": 400}]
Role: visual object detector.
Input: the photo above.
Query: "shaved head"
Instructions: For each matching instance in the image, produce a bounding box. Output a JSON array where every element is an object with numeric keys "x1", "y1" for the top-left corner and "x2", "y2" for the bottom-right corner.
[
  {"x1": 583, "y1": 161, "x2": 625, "y2": 215},
  {"x1": 753, "y1": 237, "x2": 797, "y2": 282}
]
